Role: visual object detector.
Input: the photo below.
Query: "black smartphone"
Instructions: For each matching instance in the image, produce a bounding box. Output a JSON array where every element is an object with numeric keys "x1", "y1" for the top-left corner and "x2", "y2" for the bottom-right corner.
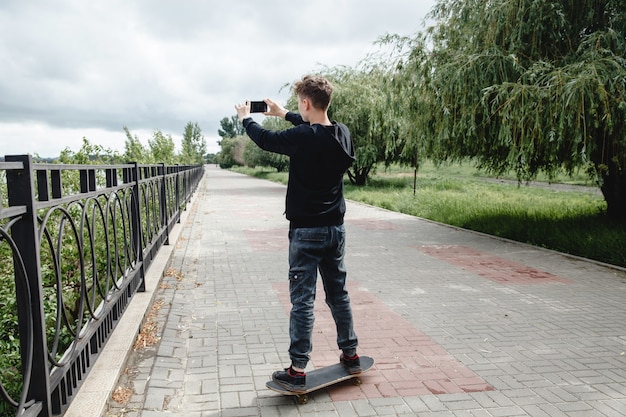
[{"x1": 250, "y1": 101, "x2": 268, "y2": 113}]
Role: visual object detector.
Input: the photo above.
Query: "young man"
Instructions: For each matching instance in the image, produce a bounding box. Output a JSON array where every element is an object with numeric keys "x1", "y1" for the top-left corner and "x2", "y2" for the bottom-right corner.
[{"x1": 235, "y1": 75, "x2": 360, "y2": 393}]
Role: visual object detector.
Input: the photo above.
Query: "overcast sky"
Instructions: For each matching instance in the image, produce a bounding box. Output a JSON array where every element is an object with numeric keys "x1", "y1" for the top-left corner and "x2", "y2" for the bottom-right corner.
[{"x1": 0, "y1": 0, "x2": 436, "y2": 158}]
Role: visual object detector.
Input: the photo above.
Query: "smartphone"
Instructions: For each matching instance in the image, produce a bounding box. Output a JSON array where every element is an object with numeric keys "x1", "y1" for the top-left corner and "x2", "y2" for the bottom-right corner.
[{"x1": 250, "y1": 101, "x2": 268, "y2": 113}]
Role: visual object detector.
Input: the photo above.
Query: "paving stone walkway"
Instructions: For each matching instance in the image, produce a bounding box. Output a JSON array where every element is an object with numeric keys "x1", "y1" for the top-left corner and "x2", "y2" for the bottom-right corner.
[{"x1": 104, "y1": 165, "x2": 626, "y2": 417}]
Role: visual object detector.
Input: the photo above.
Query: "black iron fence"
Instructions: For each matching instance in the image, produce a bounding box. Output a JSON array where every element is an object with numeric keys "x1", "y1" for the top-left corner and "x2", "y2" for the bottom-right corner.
[{"x1": 0, "y1": 155, "x2": 204, "y2": 416}]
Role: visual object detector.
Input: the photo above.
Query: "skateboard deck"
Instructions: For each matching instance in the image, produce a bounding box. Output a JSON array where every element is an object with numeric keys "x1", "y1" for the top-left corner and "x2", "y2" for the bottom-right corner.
[{"x1": 266, "y1": 356, "x2": 374, "y2": 404}]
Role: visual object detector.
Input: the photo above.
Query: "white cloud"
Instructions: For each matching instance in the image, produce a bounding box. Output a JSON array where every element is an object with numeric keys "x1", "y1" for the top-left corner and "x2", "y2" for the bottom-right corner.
[{"x1": 0, "y1": 0, "x2": 436, "y2": 158}]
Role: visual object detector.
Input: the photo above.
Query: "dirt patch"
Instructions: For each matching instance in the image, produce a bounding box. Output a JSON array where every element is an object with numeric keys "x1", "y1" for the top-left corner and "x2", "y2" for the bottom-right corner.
[{"x1": 133, "y1": 298, "x2": 165, "y2": 350}]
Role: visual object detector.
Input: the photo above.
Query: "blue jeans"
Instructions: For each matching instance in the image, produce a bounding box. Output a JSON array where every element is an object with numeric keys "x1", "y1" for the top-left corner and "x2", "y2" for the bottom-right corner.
[{"x1": 287, "y1": 225, "x2": 358, "y2": 369}]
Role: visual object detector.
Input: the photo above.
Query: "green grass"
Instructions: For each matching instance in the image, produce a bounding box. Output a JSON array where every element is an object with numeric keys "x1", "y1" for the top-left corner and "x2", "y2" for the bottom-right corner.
[{"x1": 231, "y1": 164, "x2": 626, "y2": 268}]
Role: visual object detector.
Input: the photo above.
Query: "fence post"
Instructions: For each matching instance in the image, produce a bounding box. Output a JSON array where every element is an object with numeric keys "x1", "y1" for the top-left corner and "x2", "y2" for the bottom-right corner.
[
  {"x1": 175, "y1": 165, "x2": 181, "y2": 219},
  {"x1": 6, "y1": 154, "x2": 52, "y2": 417},
  {"x1": 159, "y1": 163, "x2": 169, "y2": 245},
  {"x1": 130, "y1": 162, "x2": 146, "y2": 293}
]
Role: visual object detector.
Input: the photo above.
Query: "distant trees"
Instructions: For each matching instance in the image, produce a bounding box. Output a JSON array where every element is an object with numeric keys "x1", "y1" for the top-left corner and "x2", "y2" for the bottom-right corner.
[
  {"x1": 215, "y1": 115, "x2": 249, "y2": 169},
  {"x1": 59, "y1": 137, "x2": 119, "y2": 164},
  {"x1": 215, "y1": 115, "x2": 289, "y2": 171},
  {"x1": 148, "y1": 130, "x2": 176, "y2": 164},
  {"x1": 181, "y1": 122, "x2": 207, "y2": 165},
  {"x1": 218, "y1": 115, "x2": 245, "y2": 139},
  {"x1": 120, "y1": 122, "x2": 207, "y2": 165},
  {"x1": 215, "y1": 136, "x2": 245, "y2": 169},
  {"x1": 57, "y1": 124, "x2": 207, "y2": 166},
  {"x1": 123, "y1": 127, "x2": 147, "y2": 162}
]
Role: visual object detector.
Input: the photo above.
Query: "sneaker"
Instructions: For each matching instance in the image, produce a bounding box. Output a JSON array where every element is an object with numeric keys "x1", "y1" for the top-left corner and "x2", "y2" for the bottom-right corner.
[
  {"x1": 340, "y1": 353, "x2": 362, "y2": 374},
  {"x1": 272, "y1": 366, "x2": 306, "y2": 393}
]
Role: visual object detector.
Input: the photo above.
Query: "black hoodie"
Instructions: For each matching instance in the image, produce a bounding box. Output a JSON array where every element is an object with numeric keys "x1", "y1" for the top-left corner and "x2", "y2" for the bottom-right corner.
[{"x1": 243, "y1": 112, "x2": 356, "y2": 228}]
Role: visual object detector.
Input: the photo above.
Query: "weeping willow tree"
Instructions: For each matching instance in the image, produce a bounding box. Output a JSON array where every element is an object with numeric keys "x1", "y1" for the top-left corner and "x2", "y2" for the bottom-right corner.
[
  {"x1": 388, "y1": 0, "x2": 626, "y2": 220},
  {"x1": 324, "y1": 64, "x2": 403, "y2": 185},
  {"x1": 272, "y1": 62, "x2": 404, "y2": 185}
]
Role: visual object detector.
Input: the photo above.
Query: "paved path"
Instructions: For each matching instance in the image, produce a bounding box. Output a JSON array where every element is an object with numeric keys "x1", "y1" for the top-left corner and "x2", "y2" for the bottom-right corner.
[{"x1": 104, "y1": 165, "x2": 626, "y2": 417}]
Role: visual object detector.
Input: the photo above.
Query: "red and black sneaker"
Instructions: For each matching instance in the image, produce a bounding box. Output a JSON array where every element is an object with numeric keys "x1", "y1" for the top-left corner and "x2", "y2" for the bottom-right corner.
[
  {"x1": 340, "y1": 353, "x2": 362, "y2": 374},
  {"x1": 272, "y1": 366, "x2": 306, "y2": 393}
]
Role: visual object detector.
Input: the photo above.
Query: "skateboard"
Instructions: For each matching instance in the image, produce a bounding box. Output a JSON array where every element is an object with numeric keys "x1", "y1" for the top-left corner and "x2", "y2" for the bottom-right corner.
[{"x1": 266, "y1": 356, "x2": 374, "y2": 404}]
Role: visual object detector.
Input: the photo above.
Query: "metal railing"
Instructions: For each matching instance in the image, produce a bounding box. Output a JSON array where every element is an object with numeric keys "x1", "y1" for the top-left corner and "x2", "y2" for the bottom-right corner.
[{"x1": 0, "y1": 155, "x2": 204, "y2": 416}]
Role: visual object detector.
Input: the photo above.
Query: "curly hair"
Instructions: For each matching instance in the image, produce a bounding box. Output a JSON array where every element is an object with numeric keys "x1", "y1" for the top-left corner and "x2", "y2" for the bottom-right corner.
[{"x1": 293, "y1": 75, "x2": 333, "y2": 110}]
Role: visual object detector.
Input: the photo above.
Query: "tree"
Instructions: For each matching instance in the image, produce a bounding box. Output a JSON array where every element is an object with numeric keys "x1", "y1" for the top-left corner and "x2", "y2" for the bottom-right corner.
[
  {"x1": 325, "y1": 64, "x2": 403, "y2": 185},
  {"x1": 123, "y1": 126, "x2": 147, "y2": 163},
  {"x1": 181, "y1": 122, "x2": 207, "y2": 165},
  {"x1": 218, "y1": 115, "x2": 245, "y2": 139},
  {"x1": 389, "y1": 0, "x2": 626, "y2": 220},
  {"x1": 149, "y1": 129, "x2": 176, "y2": 164},
  {"x1": 215, "y1": 136, "x2": 246, "y2": 169},
  {"x1": 59, "y1": 137, "x2": 119, "y2": 164}
]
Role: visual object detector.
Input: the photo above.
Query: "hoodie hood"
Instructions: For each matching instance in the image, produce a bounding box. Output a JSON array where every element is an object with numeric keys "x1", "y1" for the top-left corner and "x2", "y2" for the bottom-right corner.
[
  {"x1": 322, "y1": 122, "x2": 355, "y2": 171},
  {"x1": 334, "y1": 122, "x2": 356, "y2": 162}
]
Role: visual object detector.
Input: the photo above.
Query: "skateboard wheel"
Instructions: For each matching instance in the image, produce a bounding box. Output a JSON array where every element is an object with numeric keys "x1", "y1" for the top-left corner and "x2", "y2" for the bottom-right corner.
[
  {"x1": 297, "y1": 394, "x2": 309, "y2": 404},
  {"x1": 352, "y1": 377, "x2": 362, "y2": 386}
]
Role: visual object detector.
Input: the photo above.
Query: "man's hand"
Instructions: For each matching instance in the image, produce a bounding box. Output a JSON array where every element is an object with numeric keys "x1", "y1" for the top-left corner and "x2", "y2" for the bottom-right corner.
[
  {"x1": 235, "y1": 101, "x2": 251, "y2": 122},
  {"x1": 264, "y1": 98, "x2": 288, "y2": 119}
]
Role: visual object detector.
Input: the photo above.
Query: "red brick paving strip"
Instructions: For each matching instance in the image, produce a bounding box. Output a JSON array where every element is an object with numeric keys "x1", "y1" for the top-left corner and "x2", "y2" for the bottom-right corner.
[
  {"x1": 272, "y1": 282, "x2": 493, "y2": 401},
  {"x1": 417, "y1": 245, "x2": 573, "y2": 284}
]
